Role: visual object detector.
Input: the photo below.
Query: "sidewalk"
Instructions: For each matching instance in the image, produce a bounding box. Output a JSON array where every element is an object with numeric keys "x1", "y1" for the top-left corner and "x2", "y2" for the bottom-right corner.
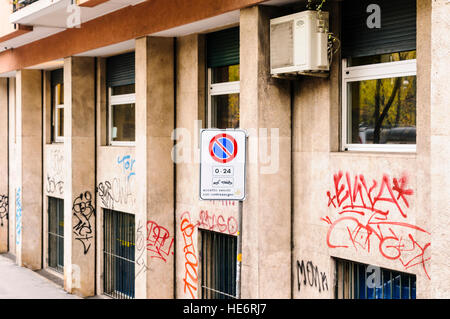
[{"x1": 0, "y1": 254, "x2": 81, "y2": 299}]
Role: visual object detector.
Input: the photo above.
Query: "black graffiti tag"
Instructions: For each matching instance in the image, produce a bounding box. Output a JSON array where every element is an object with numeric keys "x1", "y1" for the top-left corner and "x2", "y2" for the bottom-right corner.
[
  {"x1": 0, "y1": 195, "x2": 8, "y2": 227},
  {"x1": 72, "y1": 191, "x2": 95, "y2": 255},
  {"x1": 297, "y1": 260, "x2": 328, "y2": 293}
]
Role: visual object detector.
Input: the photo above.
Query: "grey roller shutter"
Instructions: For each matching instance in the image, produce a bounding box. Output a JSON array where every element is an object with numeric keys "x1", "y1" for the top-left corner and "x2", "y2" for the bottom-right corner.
[
  {"x1": 342, "y1": 0, "x2": 416, "y2": 58},
  {"x1": 106, "y1": 51, "x2": 135, "y2": 87},
  {"x1": 207, "y1": 27, "x2": 240, "y2": 68}
]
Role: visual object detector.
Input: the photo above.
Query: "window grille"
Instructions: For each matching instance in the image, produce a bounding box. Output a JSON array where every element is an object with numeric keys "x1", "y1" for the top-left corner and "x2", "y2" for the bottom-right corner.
[
  {"x1": 335, "y1": 258, "x2": 416, "y2": 299},
  {"x1": 200, "y1": 230, "x2": 237, "y2": 299},
  {"x1": 103, "y1": 209, "x2": 135, "y2": 299},
  {"x1": 48, "y1": 197, "x2": 64, "y2": 273}
]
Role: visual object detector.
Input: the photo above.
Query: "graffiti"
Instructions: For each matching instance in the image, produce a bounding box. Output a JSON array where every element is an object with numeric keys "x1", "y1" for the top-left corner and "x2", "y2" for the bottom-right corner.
[
  {"x1": 97, "y1": 177, "x2": 135, "y2": 210},
  {"x1": 117, "y1": 155, "x2": 136, "y2": 181},
  {"x1": 212, "y1": 200, "x2": 236, "y2": 207},
  {"x1": 296, "y1": 260, "x2": 328, "y2": 293},
  {"x1": 322, "y1": 171, "x2": 431, "y2": 279},
  {"x1": 146, "y1": 220, "x2": 174, "y2": 262},
  {"x1": 180, "y1": 211, "x2": 198, "y2": 299},
  {"x1": 197, "y1": 210, "x2": 238, "y2": 235},
  {"x1": 72, "y1": 191, "x2": 95, "y2": 255},
  {"x1": 46, "y1": 175, "x2": 64, "y2": 195},
  {"x1": 136, "y1": 220, "x2": 150, "y2": 278},
  {"x1": 46, "y1": 149, "x2": 64, "y2": 195},
  {"x1": 0, "y1": 195, "x2": 8, "y2": 227},
  {"x1": 15, "y1": 188, "x2": 22, "y2": 246},
  {"x1": 49, "y1": 149, "x2": 64, "y2": 176}
]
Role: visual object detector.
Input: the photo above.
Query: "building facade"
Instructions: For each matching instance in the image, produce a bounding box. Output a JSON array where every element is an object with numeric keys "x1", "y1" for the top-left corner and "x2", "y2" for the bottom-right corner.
[{"x1": 0, "y1": 0, "x2": 448, "y2": 299}]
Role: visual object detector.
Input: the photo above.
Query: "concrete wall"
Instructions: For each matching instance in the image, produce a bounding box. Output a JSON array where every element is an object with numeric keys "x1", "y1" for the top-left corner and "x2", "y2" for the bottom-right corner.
[
  {"x1": 14, "y1": 69, "x2": 43, "y2": 269},
  {"x1": 239, "y1": 5, "x2": 292, "y2": 299},
  {"x1": 291, "y1": 0, "x2": 435, "y2": 299},
  {"x1": 0, "y1": 78, "x2": 8, "y2": 252},
  {"x1": 174, "y1": 33, "x2": 241, "y2": 299},
  {"x1": 429, "y1": 0, "x2": 450, "y2": 298}
]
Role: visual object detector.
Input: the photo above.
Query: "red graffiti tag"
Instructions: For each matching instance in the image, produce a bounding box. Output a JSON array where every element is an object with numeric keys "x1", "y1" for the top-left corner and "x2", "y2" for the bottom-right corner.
[
  {"x1": 146, "y1": 220, "x2": 174, "y2": 262},
  {"x1": 323, "y1": 171, "x2": 431, "y2": 280},
  {"x1": 180, "y1": 212, "x2": 198, "y2": 299},
  {"x1": 197, "y1": 210, "x2": 238, "y2": 235}
]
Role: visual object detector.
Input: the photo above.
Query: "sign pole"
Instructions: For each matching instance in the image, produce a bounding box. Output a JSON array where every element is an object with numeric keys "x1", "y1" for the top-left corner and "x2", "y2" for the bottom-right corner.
[{"x1": 236, "y1": 200, "x2": 243, "y2": 299}]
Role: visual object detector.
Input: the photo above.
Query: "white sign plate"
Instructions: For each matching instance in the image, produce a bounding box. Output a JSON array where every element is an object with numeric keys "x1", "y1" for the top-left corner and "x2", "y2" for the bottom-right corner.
[{"x1": 200, "y1": 129, "x2": 246, "y2": 201}]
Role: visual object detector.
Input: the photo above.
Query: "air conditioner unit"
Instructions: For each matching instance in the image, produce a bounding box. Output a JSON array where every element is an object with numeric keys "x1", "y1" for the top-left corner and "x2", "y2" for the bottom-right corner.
[{"x1": 270, "y1": 10, "x2": 329, "y2": 76}]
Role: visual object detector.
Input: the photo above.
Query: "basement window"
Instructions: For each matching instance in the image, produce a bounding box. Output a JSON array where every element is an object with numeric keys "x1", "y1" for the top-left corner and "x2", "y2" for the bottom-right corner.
[
  {"x1": 200, "y1": 230, "x2": 237, "y2": 299},
  {"x1": 103, "y1": 209, "x2": 135, "y2": 299},
  {"x1": 335, "y1": 258, "x2": 416, "y2": 299},
  {"x1": 48, "y1": 197, "x2": 64, "y2": 273}
]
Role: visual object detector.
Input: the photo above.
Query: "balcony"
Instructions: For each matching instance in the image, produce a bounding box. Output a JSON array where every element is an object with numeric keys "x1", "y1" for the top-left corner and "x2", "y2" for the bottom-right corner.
[
  {"x1": 10, "y1": 0, "x2": 73, "y2": 27},
  {"x1": 12, "y1": 0, "x2": 40, "y2": 12},
  {"x1": 9, "y1": 0, "x2": 147, "y2": 28}
]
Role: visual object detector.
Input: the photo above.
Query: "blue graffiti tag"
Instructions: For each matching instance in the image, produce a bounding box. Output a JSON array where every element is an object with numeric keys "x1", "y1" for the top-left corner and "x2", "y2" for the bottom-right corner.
[
  {"x1": 15, "y1": 187, "x2": 22, "y2": 246},
  {"x1": 117, "y1": 155, "x2": 136, "y2": 180}
]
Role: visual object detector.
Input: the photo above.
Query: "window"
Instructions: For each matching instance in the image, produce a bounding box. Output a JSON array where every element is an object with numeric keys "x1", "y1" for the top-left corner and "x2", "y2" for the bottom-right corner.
[
  {"x1": 335, "y1": 259, "x2": 416, "y2": 299},
  {"x1": 200, "y1": 230, "x2": 237, "y2": 299},
  {"x1": 106, "y1": 52, "x2": 136, "y2": 145},
  {"x1": 48, "y1": 197, "x2": 64, "y2": 273},
  {"x1": 108, "y1": 84, "x2": 136, "y2": 144},
  {"x1": 206, "y1": 27, "x2": 240, "y2": 129},
  {"x1": 103, "y1": 209, "x2": 135, "y2": 299},
  {"x1": 51, "y1": 69, "x2": 64, "y2": 143},
  {"x1": 341, "y1": 0, "x2": 416, "y2": 152}
]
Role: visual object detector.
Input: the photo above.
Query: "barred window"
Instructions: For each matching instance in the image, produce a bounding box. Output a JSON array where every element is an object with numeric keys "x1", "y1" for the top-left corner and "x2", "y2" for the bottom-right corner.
[
  {"x1": 103, "y1": 209, "x2": 135, "y2": 299},
  {"x1": 335, "y1": 258, "x2": 416, "y2": 299},
  {"x1": 200, "y1": 230, "x2": 237, "y2": 299}
]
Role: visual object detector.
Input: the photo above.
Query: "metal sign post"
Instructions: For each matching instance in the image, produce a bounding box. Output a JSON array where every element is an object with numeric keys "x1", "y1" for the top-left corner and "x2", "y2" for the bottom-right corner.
[
  {"x1": 199, "y1": 129, "x2": 247, "y2": 299},
  {"x1": 199, "y1": 129, "x2": 247, "y2": 201}
]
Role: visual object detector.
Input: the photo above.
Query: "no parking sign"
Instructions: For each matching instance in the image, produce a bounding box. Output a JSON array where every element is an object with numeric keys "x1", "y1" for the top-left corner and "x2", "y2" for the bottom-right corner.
[{"x1": 200, "y1": 129, "x2": 247, "y2": 201}]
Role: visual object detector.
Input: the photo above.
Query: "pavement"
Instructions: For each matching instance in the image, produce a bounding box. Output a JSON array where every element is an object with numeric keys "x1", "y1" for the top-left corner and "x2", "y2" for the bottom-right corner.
[{"x1": 0, "y1": 253, "x2": 81, "y2": 299}]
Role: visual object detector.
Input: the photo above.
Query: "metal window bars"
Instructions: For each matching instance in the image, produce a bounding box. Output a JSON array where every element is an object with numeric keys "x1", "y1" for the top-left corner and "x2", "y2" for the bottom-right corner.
[
  {"x1": 103, "y1": 209, "x2": 135, "y2": 299},
  {"x1": 335, "y1": 258, "x2": 416, "y2": 299},
  {"x1": 48, "y1": 197, "x2": 64, "y2": 273},
  {"x1": 200, "y1": 230, "x2": 237, "y2": 299}
]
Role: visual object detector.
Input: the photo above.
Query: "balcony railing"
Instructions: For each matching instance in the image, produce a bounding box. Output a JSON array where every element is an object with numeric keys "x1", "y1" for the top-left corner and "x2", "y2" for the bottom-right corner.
[{"x1": 12, "y1": 0, "x2": 40, "y2": 12}]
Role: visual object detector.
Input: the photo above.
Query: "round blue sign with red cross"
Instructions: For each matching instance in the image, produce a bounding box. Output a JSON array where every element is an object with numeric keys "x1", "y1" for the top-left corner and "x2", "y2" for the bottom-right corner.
[{"x1": 209, "y1": 133, "x2": 238, "y2": 163}]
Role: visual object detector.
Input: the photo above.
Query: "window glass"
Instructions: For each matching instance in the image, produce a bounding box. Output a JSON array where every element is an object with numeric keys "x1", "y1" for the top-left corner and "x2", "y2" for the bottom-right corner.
[
  {"x1": 348, "y1": 50, "x2": 416, "y2": 67},
  {"x1": 112, "y1": 84, "x2": 135, "y2": 95},
  {"x1": 111, "y1": 103, "x2": 135, "y2": 142},
  {"x1": 347, "y1": 75, "x2": 416, "y2": 145},
  {"x1": 53, "y1": 83, "x2": 64, "y2": 141},
  {"x1": 109, "y1": 83, "x2": 136, "y2": 144},
  {"x1": 335, "y1": 258, "x2": 416, "y2": 299},
  {"x1": 212, "y1": 65, "x2": 240, "y2": 83},
  {"x1": 57, "y1": 108, "x2": 64, "y2": 137},
  {"x1": 212, "y1": 94, "x2": 240, "y2": 129}
]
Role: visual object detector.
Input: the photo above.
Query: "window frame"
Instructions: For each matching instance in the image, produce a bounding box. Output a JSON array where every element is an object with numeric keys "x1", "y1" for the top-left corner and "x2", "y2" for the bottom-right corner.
[
  {"x1": 108, "y1": 87, "x2": 136, "y2": 146},
  {"x1": 334, "y1": 258, "x2": 416, "y2": 299},
  {"x1": 48, "y1": 196, "x2": 64, "y2": 274},
  {"x1": 53, "y1": 84, "x2": 64, "y2": 143},
  {"x1": 341, "y1": 58, "x2": 417, "y2": 153},
  {"x1": 207, "y1": 68, "x2": 240, "y2": 129}
]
